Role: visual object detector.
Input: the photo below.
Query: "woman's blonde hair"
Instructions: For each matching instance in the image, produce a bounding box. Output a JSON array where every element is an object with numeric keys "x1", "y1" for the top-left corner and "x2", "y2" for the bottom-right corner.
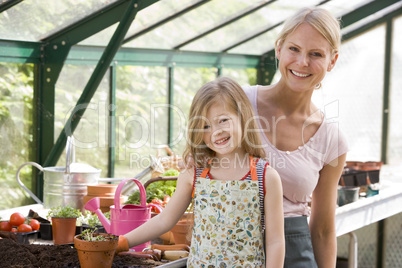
[
  {"x1": 275, "y1": 7, "x2": 341, "y2": 57},
  {"x1": 183, "y1": 77, "x2": 265, "y2": 167}
]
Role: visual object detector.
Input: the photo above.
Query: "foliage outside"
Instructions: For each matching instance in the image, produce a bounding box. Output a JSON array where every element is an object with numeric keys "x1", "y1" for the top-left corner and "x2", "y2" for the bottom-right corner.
[{"x1": 0, "y1": 63, "x2": 34, "y2": 210}]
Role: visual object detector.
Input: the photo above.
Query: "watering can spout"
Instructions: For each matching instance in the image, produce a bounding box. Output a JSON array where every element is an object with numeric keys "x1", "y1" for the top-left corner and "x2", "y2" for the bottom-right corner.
[{"x1": 84, "y1": 197, "x2": 111, "y2": 233}]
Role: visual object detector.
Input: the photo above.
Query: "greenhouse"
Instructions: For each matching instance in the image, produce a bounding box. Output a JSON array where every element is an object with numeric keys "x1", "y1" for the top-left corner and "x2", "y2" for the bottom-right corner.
[{"x1": 0, "y1": 0, "x2": 401, "y2": 267}]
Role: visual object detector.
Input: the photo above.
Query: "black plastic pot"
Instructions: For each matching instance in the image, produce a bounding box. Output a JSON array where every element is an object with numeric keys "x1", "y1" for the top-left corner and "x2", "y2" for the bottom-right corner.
[{"x1": 39, "y1": 223, "x2": 52, "y2": 240}]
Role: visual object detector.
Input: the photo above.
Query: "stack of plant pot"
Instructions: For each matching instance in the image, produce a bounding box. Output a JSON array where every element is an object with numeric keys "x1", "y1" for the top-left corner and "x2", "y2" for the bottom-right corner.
[
  {"x1": 83, "y1": 184, "x2": 123, "y2": 213},
  {"x1": 341, "y1": 161, "x2": 383, "y2": 186},
  {"x1": 337, "y1": 161, "x2": 383, "y2": 206},
  {"x1": 170, "y1": 218, "x2": 193, "y2": 245}
]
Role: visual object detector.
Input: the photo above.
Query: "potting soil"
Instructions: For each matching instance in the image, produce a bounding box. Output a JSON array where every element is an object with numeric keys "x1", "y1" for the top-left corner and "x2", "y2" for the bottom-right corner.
[{"x1": 0, "y1": 234, "x2": 166, "y2": 267}]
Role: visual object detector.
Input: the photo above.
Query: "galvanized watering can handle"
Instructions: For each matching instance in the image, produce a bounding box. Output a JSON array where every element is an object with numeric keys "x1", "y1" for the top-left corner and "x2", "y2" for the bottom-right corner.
[
  {"x1": 65, "y1": 136, "x2": 75, "y2": 174},
  {"x1": 16, "y1": 162, "x2": 44, "y2": 205},
  {"x1": 115, "y1": 178, "x2": 146, "y2": 209}
]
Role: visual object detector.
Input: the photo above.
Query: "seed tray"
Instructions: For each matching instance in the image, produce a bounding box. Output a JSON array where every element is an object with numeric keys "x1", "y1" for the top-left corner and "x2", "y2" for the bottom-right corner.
[{"x1": 0, "y1": 230, "x2": 39, "y2": 244}]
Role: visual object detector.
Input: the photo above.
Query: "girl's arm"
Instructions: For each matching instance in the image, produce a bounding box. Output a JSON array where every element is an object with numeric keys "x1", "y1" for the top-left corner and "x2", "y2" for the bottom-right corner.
[
  {"x1": 310, "y1": 153, "x2": 346, "y2": 267},
  {"x1": 264, "y1": 166, "x2": 285, "y2": 267},
  {"x1": 123, "y1": 168, "x2": 194, "y2": 248}
]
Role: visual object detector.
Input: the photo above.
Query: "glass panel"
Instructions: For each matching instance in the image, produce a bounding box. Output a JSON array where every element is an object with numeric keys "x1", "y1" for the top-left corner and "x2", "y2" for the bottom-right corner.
[
  {"x1": 171, "y1": 67, "x2": 217, "y2": 155},
  {"x1": 127, "y1": 0, "x2": 200, "y2": 37},
  {"x1": 55, "y1": 65, "x2": 110, "y2": 178},
  {"x1": 0, "y1": 0, "x2": 119, "y2": 41},
  {"x1": 320, "y1": 0, "x2": 374, "y2": 17},
  {"x1": 184, "y1": 0, "x2": 322, "y2": 53},
  {"x1": 80, "y1": 0, "x2": 201, "y2": 46},
  {"x1": 228, "y1": 25, "x2": 283, "y2": 55},
  {"x1": 114, "y1": 66, "x2": 168, "y2": 179},
  {"x1": 123, "y1": 0, "x2": 264, "y2": 50},
  {"x1": 0, "y1": 62, "x2": 35, "y2": 210},
  {"x1": 79, "y1": 23, "x2": 118, "y2": 46},
  {"x1": 311, "y1": 24, "x2": 385, "y2": 161},
  {"x1": 221, "y1": 68, "x2": 257, "y2": 87},
  {"x1": 388, "y1": 15, "x2": 402, "y2": 165}
]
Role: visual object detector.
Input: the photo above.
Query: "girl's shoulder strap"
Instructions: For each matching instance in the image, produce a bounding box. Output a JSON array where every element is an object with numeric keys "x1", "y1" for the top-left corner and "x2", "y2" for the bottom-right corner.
[
  {"x1": 254, "y1": 157, "x2": 269, "y2": 230},
  {"x1": 192, "y1": 165, "x2": 209, "y2": 198},
  {"x1": 255, "y1": 158, "x2": 269, "y2": 196}
]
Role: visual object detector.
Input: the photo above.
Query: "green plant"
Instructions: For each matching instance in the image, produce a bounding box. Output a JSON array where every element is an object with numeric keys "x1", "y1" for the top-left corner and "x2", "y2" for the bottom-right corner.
[
  {"x1": 79, "y1": 210, "x2": 102, "y2": 228},
  {"x1": 47, "y1": 205, "x2": 81, "y2": 218},
  {"x1": 125, "y1": 180, "x2": 177, "y2": 205},
  {"x1": 80, "y1": 228, "x2": 116, "y2": 242},
  {"x1": 161, "y1": 168, "x2": 180, "y2": 177}
]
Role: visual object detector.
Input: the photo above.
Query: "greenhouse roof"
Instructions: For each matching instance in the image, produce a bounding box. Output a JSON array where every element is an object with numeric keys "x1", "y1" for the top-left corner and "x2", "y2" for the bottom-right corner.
[{"x1": 0, "y1": 0, "x2": 401, "y2": 60}]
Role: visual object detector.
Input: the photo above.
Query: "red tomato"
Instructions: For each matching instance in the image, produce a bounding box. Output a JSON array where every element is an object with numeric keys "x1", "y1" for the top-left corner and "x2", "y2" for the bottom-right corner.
[
  {"x1": 11, "y1": 228, "x2": 17, "y2": 233},
  {"x1": 30, "y1": 219, "x2": 40, "y2": 231},
  {"x1": 0, "y1": 221, "x2": 12, "y2": 232},
  {"x1": 9, "y1": 212, "x2": 25, "y2": 226},
  {"x1": 17, "y1": 224, "x2": 32, "y2": 233}
]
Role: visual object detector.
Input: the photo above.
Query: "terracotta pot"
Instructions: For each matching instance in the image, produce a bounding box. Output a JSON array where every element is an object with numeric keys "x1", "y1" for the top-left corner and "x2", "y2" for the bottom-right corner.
[
  {"x1": 83, "y1": 195, "x2": 124, "y2": 213},
  {"x1": 87, "y1": 184, "x2": 117, "y2": 196},
  {"x1": 51, "y1": 217, "x2": 77, "y2": 245},
  {"x1": 170, "y1": 220, "x2": 194, "y2": 245},
  {"x1": 84, "y1": 183, "x2": 122, "y2": 213},
  {"x1": 74, "y1": 233, "x2": 118, "y2": 268}
]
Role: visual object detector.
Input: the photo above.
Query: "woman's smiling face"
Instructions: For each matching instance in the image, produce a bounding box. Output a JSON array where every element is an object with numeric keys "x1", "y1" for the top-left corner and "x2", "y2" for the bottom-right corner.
[
  {"x1": 277, "y1": 23, "x2": 338, "y2": 92},
  {"x1": 202, "y1": 101, "x2": 243, "y2": 158}
]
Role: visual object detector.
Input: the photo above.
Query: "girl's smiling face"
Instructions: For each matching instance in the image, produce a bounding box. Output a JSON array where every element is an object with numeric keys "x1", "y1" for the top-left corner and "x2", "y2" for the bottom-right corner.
[
  {"x1": 202, "y1": 101, "x2": 244, "y2": 158},
  {"x1": 277, "y1": 23, "x2": 338, "y2": 92}
]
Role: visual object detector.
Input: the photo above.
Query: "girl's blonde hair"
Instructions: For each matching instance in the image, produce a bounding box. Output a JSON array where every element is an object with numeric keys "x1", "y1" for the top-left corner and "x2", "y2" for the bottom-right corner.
[
  {"x1": 183, "y1": 77, "x2": 265, "y2": 167},
  {"x1": 275, "y1": 7, "x2": 341, "y2": 57}
]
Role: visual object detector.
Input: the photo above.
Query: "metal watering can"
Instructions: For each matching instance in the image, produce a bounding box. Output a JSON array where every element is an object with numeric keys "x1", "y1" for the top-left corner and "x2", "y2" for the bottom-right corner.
[
  {"x1": 16, "y1": 136, "x2": 101, "y2": 211},
  {"x1": 85, "y1": 178, "x2": 162, "y2": 252}
]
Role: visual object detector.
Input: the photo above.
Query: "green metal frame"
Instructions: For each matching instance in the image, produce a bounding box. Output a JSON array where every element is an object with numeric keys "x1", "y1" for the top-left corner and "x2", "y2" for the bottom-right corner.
[
  {"x1": 67, "y1": 46, "x2": 260, "y2": 68},
  {"x1": 381, "y1": 18, "x2": 393, "y2": 166},
  {"x1": 108, "y1": 64, "x2": 117, "y2": 178},
  {"x1": 0, "y1": 40, "x2": 41, "y2": 63},
  {"x1": 167, "y1": 66, "x2": 175, "y2": 146},
  {"x1": 0, "y1": 0, "x2": 23, "y2": 13}
]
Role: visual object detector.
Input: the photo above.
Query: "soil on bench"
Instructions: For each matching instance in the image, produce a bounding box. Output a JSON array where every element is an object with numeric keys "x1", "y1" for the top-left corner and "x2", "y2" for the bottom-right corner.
[{"x1": 0, "y1": 234, "x2": 166, "y2": 268}]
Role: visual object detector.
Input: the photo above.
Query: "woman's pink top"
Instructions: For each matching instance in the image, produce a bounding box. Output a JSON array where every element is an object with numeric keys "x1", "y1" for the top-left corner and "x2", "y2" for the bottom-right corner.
[{"x1": 243, "y1": 85, "x2": 348, "y2": 217}]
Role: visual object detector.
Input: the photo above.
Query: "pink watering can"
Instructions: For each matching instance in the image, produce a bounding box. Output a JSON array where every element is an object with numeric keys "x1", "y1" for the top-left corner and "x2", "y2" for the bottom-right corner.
[{"x1": 84, "y1": 178, "x2": 162, "y2": 252}]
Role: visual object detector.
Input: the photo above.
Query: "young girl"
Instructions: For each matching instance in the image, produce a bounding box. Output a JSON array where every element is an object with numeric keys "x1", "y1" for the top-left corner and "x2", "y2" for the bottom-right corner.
[{"x1": 117, "y1": 77, "x2": 285, "y2": 267}]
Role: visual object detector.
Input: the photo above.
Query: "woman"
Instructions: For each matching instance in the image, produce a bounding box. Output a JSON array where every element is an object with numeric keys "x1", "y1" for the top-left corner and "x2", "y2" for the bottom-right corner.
[{"x1": 243, "y1": 7, "x2": 348, "y2": 267}]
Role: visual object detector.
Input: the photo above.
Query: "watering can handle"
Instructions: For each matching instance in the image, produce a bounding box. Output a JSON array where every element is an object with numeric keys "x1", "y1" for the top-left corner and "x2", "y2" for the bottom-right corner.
[
  {"x1": 115, "y1": 178, "x2": 146, "y2": 209},
  {"x1": 65, "y1": 136, "x2": 75, "y2": 174},
  {"x1": 16, "y1": 162, "x2": 44, "y2": 205}
]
